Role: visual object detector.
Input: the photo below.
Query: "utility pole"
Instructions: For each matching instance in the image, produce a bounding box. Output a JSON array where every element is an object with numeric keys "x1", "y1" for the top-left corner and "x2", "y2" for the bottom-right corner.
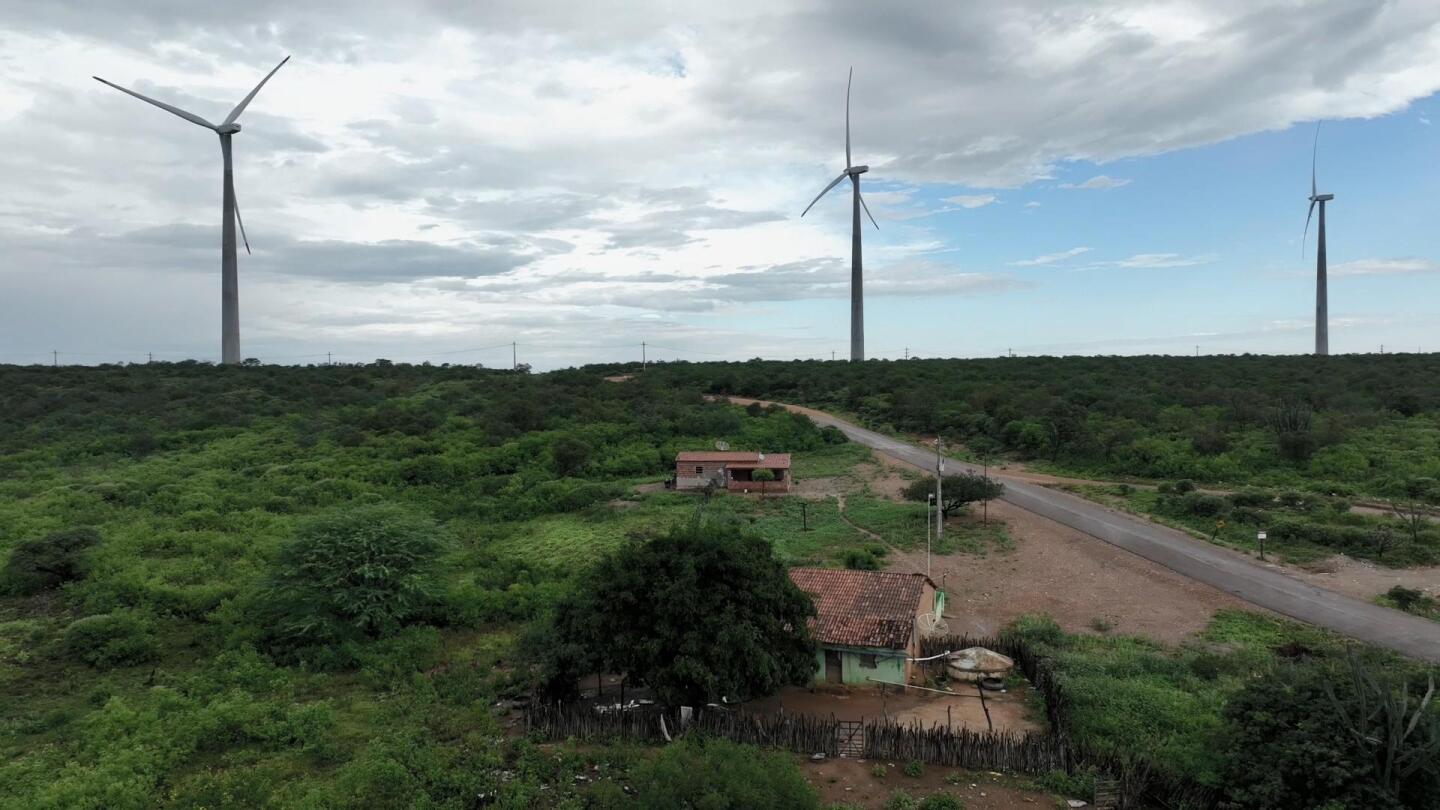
[
  {"x1": 327, "y1": 351, "x2": 332, "y2": 366},
  {"x1": 148, "y1": 352, "x2": 153, "y2": 363},
  {"x1": 926, "y1": 493, "x2": 934, "y2": 578},
  {"x1": 1195, "y1": 345, "x2": 1199, "y2": 357},
  {"x1": 934, "y1": 437, "x2": 944, "y2": 539},
  {"x1": 904, "y1": 347, "x2": 909, "y2": 360},
  {"x1": 52, "y1": 350, "x2": 58, "y2": 367},
  {"x1": 512, "y1": 341, "x2": 517, "y2": 370},
  {"x1": 831, "y1": 350, "x2": 836, "y2": 362},
  {"x1": 642, "y1": 341, "x2": 647, "y2": 369}
]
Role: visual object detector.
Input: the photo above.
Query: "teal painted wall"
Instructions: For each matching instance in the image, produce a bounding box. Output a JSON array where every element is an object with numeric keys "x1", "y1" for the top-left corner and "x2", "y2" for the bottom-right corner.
[{"x1": 810, "y1": 645, "x2": 906, "y2": 685}]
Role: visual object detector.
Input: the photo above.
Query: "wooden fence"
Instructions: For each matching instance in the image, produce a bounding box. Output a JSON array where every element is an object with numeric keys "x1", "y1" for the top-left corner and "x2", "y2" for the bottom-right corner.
[{"x1": 526, "y1": 631, "x2": 1221, "y2": 810}]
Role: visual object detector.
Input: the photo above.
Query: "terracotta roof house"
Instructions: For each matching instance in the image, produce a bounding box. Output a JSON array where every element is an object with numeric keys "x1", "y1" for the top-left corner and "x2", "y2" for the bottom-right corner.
[
  {"x1": 788, "y1": 567, "x2": 945, "y2": 686},
  {"x1": 674, "y1": 451, "x2": 792, "y2": 493}
]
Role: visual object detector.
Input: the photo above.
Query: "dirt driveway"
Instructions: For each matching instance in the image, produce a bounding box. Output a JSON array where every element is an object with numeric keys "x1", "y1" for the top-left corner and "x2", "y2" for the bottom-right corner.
[
  {"x1": 803, "y1": 757, "x2": 1057, "y2": 809},
  {"x1": 886, "y1": 499, "x2": 1254, "y2": 643},
  {"x1": 750, "y1": 684, "x2": 1038, "y2": 735}
]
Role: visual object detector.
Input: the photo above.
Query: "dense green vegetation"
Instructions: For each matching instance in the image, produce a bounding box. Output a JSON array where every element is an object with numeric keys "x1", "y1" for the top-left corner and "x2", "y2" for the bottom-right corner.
[
  {"x1": 1010, "y1": 611, "x2": 1440, "y2": 806},
  {"x1": 1071, "y1": 480, "x2": 1440, "y2": 566},
  {"x1": 637, "y1": 356, "x2": 1440, "y2": 566},
  {"x1": 640, "y1": 355, "x2": 1440, "y2": 496},
  {"x1": 0, "y1": 362, "x2": 865, "y2": 807},
  {"x1": 4, "y1": 359, "x2": 1437, "y2": 808}
]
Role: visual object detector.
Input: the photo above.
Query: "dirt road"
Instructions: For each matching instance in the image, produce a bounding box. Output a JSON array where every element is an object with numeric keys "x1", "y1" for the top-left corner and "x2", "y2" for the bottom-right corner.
[{"x1": 732, "y1": 397, "x2": 1440, "y2": 663}]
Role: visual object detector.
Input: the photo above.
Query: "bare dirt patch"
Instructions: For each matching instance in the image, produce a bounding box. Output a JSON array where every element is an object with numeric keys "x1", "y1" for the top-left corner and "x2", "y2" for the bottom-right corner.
[
  {"x1": 886, "y1": 500, "x2": 1255, "y2": 643},
  {"x1": 750, "y1": 684, "x2": 1038, "y2": 736},
  {"x1": 803, "y1": 757, "x2": 1057, "y2": 809},
  {"x1": 1292, "y1": 557, "x2": 1440, "y2": 602}
]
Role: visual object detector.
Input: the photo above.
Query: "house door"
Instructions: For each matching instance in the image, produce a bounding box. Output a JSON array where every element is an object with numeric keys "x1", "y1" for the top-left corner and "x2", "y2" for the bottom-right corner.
[{"x1": 824, "y1": 650, "x2": 842, "y2": 684}]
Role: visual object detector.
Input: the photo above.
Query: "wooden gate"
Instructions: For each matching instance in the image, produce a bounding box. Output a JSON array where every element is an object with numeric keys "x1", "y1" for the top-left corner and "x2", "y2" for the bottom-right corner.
[{"x1": 836, "y1": 720, "x2": 864, "y2": 757}]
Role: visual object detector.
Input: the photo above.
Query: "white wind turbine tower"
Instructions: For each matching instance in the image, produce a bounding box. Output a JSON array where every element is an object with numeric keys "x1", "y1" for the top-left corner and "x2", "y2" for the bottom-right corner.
[
  {"x1": 1302, "y1": 122, "x2": 1334, "y2": 356},
  {"x1": 95, "y1": 56, "x2": 290, "y2": 365},
  {"x1": 802, "y1": 67, "x2": 879, "y2": 362}
]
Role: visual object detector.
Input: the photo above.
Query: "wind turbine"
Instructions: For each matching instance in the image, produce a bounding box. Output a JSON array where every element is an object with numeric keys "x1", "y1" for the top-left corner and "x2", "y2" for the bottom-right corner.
[
  {"x1": 1302, "y1": 122, "x2": 1334, "y2": 356},
  {"x1": 802, "y1": 67, "x2": 879, "y2": 362},
  {"x1": 94, "y1": 56, "x2": 290, "y2": 365}
]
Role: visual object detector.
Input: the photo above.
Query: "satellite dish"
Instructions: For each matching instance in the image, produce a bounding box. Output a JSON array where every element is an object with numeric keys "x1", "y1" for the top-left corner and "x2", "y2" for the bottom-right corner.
[{"x1": 714, "y1": 440, "x2": 730, "y2": 451}]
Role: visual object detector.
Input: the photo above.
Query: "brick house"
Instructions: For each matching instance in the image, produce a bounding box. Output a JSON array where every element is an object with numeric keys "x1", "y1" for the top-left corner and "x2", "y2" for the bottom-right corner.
[
  {"x1": 787, "y1": 568, "x2": 944, "y2": 686},
  {"x1": 673, "y1": 451, "x2": 792, "y2": 493}
]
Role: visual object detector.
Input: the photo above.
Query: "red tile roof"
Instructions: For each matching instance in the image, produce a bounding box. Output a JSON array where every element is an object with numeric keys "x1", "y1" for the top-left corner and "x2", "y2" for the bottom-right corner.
[
  {"x1": 675, "y1": 451, "x2": 791, "y2": 468},
  {"x1": 788, "y1": 568, "x2": 931, "y2": 650}
]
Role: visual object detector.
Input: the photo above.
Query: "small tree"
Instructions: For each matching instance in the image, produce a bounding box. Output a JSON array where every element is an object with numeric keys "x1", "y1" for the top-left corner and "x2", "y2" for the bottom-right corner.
[
  {"x1": 1371, "y1": 524, "x2": 1398, "y2": 560},
  {"x1": 1388, "y1": 478, "x2": 1438, "y2": 544},
  {"x1": 538, "y1": 520, "x2": 817, "y2": 705},
  {"x1": 267, "y1": 505, "x2": 444, "y2": 647},
  {"x1": 751, "y1": 468, "x2": 776, "y2": 482},
  {"x1": 903, "y1": 473, "x2": 1005, "y2": 519},
  {"x1": 3, "y1": 527, "x2": 100, "y2": 595}
]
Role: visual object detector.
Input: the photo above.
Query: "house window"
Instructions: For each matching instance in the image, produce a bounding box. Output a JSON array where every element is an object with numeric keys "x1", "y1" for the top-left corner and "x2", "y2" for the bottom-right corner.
[
  {"x1": 859, "y1": 654, "x2": 877, "y2": 669},
  {"x1": 694, "y1": 466, "x2": 704, "y2": 475}
]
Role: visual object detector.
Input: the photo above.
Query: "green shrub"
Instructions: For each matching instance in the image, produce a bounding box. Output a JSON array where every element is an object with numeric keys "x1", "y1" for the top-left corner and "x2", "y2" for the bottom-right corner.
[
  {"x1": 3, "y1": 527, "x2": 100, "y2": 594},
  {"x1": 631, "y1": 737, "x2": 819, "y2": 809},
  {"x1": 903, "y1": 759, "x2": 924, "y2": 778},
  {"x1": 918, "y1": 795, "x2": 965, "y2": 810},
  {"x1": 62, "y1": 611, "x2": 159, "y2": 668},
  {"x1": 265, "y1": 504, "x2": 445, "y2": 650},
  {"x1": 882, "y1": 791, "x2": 919, "y2": 810},
  {"x1": 872, "y1": 764, "x2": 888, "y2": 778},
  {"x1": 843, "y1": 549, "x2": 882, "y2": 570},
  {"x1": 1229, "y1": 489, "x2": 1274, "y2": 508},
  {"x1": 1220, "y1": 659, "x2": 1440, "y2": 807},
  {"x1": 1384, "y1": 585, "x2": 1430, "y2": 612}
]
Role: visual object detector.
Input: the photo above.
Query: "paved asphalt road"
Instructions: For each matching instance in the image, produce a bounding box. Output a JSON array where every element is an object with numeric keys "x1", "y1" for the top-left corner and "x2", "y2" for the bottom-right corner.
[{"x1": 769, "y1": 400, "x2": 1440, "y2": 663}]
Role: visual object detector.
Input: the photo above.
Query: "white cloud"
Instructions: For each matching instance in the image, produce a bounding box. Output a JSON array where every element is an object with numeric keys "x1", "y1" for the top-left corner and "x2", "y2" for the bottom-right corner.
[
  {"x1": 942, "y1": 194, "x2": 998, "y2": 209},
  {"x1": 3, "y1": 1, "x2": 1440, "y2": 364},
  {"x1": 1079, "y1": 252, "x2": 1216, "y2": 269},
  {"x1": 1023, "y1": 201, "x2": 1041, "y2": 208},
  {"x1": 1331, "y1": 257, "x2": 1440, "y2": 276},
  {"x1": 1058, "y1": 175, "x2": 1132, "y2": 190},
  {"x1": 1010, "y1": 246, "x2": 1090, "y2": 266}
]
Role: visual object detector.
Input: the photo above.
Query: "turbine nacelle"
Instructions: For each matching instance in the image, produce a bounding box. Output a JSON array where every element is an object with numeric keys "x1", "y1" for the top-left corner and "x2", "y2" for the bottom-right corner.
[
  {"x1": 1310, "y1": 193, "x2": 1333, "y2": 202},
  {"x1": 847, "y1": 165, "x2": 869, "y2": 175},
  {"x1": 217, "y1": 123, "x2": 242, "y2": 135}
]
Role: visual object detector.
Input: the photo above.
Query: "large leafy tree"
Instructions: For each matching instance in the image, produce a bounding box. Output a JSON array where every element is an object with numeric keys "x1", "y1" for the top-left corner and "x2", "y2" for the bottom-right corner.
[{"x1": 539, "y1": 520, "x2": 817, "y2": 705}]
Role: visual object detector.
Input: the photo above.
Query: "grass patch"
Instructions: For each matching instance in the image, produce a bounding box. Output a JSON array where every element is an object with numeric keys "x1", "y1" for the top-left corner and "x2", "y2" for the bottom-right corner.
[
  {"x1": 791, "y1": 442, "x2": 874, "y2": 479},
  {"x1": 1009, "y1": 610, "x2": 1358, "y2": 787}
]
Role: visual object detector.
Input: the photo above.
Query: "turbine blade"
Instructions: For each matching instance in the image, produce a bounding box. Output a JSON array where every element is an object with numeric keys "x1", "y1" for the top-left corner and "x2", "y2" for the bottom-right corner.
[
  {"x1": 1302, "y1": 199, "x2": 1315, "y2": 259},
  {"x1": 858, "y1": 188, "x2": 879, "y2": 230},
  {"x1": 801, "y1": 171, "x2": 848, "y2": 217},
  {"x1": 93, "y1": 76, "x2": 216, "y2": 130},
  {"x1": 224, "y1": 55, "x2": 290, "y2": 126},
  {"x1": 1311, "y1": 121, "x2": 1321, "y2": 199},
  {"x1": 234, "y1": 193, "x2": 251, "y2": 255},
  {"x1": 845, "y1": 66, "x2": 852, "y2": 169}
]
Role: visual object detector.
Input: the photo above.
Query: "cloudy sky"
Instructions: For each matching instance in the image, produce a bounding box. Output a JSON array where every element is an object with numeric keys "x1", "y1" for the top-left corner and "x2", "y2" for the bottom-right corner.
[{"x1": 2, "y1": 1, "x2": 1438, "y2": 368}]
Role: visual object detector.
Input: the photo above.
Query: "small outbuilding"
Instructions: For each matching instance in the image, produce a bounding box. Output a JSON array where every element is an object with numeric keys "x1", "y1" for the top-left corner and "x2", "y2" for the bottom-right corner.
[
  {"x1": 788, "y1": 567, "x2": 945, "y2": 686},
  {"x1": 674, "y1": 451, "x2": 792, "y2": 493}
]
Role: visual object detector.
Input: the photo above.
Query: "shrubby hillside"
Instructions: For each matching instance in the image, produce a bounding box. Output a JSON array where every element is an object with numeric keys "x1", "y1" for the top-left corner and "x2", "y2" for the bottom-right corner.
[
  {"x1": 0, "y1": 362, "x2": 837, "y2": 807},
  {"x1": 636, "y1": 354, "x2": 1440, "y2": 493}
]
